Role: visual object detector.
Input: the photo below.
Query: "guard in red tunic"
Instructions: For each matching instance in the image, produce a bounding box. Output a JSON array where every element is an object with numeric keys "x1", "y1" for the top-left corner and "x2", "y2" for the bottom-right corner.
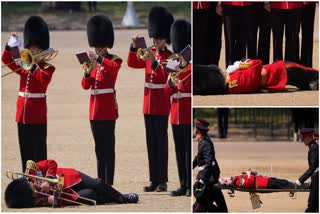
[
  {"x1": 193, "y1": 59, "x2": 318, "y2": 95},
  {"x1": 1, "y1": 16, "x2": 55, "y2": 172},
  {"x1": 164, "y1": 19, "x2": 191, "y2": 197},
  {"x1": 300, "y1": 2, "x2": 316, "y2": 67},
  {"x1": 127, "y1": 6, "x2": 174, "y2": 192},
  {"x1": 81, "y1": 15, "x2": 122, "y2": 186},
  {"x1": 270, "y1": 1, "x2": 303, "y2": 62},
  {"x1": 4, "y1": 159, "x2": 139, "y2": 208}
]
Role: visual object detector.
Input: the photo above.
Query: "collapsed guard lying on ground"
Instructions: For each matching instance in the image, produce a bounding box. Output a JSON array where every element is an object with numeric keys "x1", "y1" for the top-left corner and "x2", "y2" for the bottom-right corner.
[{"x1": 195, "y1": 169, "x2": 311, "y2": 209}]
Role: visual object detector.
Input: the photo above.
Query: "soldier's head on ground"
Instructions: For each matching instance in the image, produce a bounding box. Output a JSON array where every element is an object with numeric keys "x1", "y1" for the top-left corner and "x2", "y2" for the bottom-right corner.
[
  {"x1": 5, "y1": 177, "x2": 35, "y2": 208},
  {"x1": 300, "y1": 128, "x2": 315, "y2": 146}
]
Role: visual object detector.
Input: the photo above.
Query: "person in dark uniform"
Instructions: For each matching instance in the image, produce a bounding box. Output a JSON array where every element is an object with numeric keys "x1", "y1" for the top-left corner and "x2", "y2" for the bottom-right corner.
[
  {"x1": 300, "y1": 2, "x2": 316, "y2": 67},
  {"x1": 5, "y1": 159, "x2": 138, "y2": 208},
  {"x1": 296, "y1": 128, "x2": 319, "y2": 213},
  {"x1": 217, "y1": 108, "x2": 229, "y2": 139},
  {"x1": 127, "y1": 6, "x2": 174, "y2": 192},
  {"x1": 81, "y1": 15, "x2": 122, "y2": 185},
  {"x1": 193, "y1": 2, "x2": 222, "y2": 65},
  {"x1": 270, "y1": 2, "x2": 302, "y2": 63},
  {"x1": 193, "y1": 118, "x2": 228, "y2": 212},
  {"x1": 1, "y1": 16, "x2": 56, "y2": 172},
  {"x1": 165, "y1": 19, "x2": 192, "y2": 197}
]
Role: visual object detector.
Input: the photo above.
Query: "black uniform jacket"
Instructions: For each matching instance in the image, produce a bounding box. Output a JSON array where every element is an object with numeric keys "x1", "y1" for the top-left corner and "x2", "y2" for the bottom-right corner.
[
  {"x1": 299, "y1": 140, "x2": 319, "y2": 183},
  {"x1": 193, "y1": 136, "x2": 221, "y2": 183}
]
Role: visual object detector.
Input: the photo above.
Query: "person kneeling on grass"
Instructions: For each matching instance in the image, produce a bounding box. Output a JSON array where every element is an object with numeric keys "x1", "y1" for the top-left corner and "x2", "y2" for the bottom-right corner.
[
  {"x1": 193, "y1": 59, "x2": 318, "y2": 95},
  {"x1": 218, "y1": 169, "x2": 311, "y2": 189},
  {"x1": 5, "y1": 159, "x2": 138, "y2": 208}
]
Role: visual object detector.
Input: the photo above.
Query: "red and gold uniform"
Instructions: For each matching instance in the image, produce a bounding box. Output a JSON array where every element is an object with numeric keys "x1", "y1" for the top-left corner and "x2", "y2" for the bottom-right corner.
[
  {"x1": 270, "y1": 1, "x2": 303, "y2": 9},
  {"x1": 233, "y1": 174, "x2": 269, "y2": 189},
  {"x1": 81, "y1": 54, "x2": 122, "y2": 120},
  {"x1": 127, "y1": 48, "x2": 171, "y2": 115}
]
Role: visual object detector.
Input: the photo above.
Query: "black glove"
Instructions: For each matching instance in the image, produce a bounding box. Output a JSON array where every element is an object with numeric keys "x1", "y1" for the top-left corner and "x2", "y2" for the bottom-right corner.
[{"x1": 168, "y1": 78, "x2": 175, "y2": 89}]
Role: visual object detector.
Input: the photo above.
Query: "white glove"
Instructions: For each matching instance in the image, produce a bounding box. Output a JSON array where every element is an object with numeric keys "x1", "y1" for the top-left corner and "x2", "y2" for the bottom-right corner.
[
  {"x1": 226, "y1": 61, "x2": 240, "y2": 74},
  {"x1": 295, "y1": 179, "x2": 301, "y2": 186},
  {"x1": 7, "y1": 35, "x2": 24, "y2": 51}
]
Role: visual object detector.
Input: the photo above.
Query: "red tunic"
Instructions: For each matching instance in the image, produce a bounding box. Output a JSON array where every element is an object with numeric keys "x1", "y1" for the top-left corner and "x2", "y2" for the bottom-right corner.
[
  {"x1": 81, "y1": 54, "x2": 122, "y2": 120},
  {"x1": 127, "y1": 48, "x2": 171, "y2": 115},
  {"x1": 233, "y1": 174, "x2": 269, "y2": 189},
  {"x1": 164, "y1": 64, "x2": 191, "y2": 125},
  {"x1": 228, "y1": 59, "x2": 287, "y2": 94},
  {"x1": 193, "y1": 2, "x2": 211, "y2": 9},
  {"x1": 2, "y1": 50, "x2": 55, "y2": 124},
  {"x1": 270, "y1": 2, "x2": 303, "y2": 9},
  {"x1": 222, "y1": 1, "x2": 254, "y2": 6}
]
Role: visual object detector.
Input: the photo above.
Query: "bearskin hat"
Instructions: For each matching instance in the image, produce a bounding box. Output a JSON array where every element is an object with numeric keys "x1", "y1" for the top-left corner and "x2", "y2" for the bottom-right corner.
[
  {"x1": 87, "y1": 15, "x2": 114, "y2": 48},
  {"x1": 170, "y1": 19, "x2": 191, "y2": 53},
  {"x1": 193, "y1": 64, "x2": 227, "y2": 95},
  {"x1": 148, "y1": 6, "x2": 174, "y2": 44},
  {"x1": 24, "y1": 16, "x2": 49, "y2": 50},
  {"x1": 5, "y1": 177, "x2": 34, "y2": 208}
]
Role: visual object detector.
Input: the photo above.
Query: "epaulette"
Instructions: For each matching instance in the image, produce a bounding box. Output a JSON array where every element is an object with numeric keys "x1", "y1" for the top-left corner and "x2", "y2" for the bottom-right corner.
[{"x1": 110, "y1": 54, "x2": 122, "y2": 61}]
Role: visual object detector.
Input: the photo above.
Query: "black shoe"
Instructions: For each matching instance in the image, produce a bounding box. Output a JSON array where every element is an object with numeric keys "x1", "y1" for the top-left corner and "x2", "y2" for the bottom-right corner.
[
  {"x1": 170, "y1": 187, "x2": 186, "y2": 196},
  {"x1": 155, "y1": 183, "x2": 167, "y2": 192},
  {"x1": 185, "y1": 189, "x2": 191, "y2": 197},
  {"x1": 309, "y1": 80, "x2": 318, "y2": 90},
  {"x1": 123, "y1": 193, "x2": 139, "y2": 203},
  {"x1": 143, "y1": 182, "x2": 158, "y2": 192}
]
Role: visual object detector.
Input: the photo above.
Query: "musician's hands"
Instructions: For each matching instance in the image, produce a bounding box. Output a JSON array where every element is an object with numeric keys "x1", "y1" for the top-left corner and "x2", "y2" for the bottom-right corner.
[
  {"x1": 48, "y1": 195, "x2": 54, "y2": 205},
  {"x1": 40, "y1": 181, "x2": 51, "y2": 192},
  {"x1": 131, "y1": 35, "x2": 138, "y2": 48},
  {"x1": 87, "y1": 50, "x2": 98, "y2": 62}
]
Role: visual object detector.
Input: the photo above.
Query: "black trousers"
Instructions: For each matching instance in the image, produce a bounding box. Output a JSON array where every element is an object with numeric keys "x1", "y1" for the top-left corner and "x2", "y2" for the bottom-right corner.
[
  {"x1": 223, "y1": 5, "x2": 256, "y2": 67},
  {"x1": 193, "y1": 6, "x2": 222, "y2": 65},
  {"x1": 72, "y1": 172, "x2": 124, "y2": 205},
  {"x1": 17, "y1": 123, "x2": 47, "y2": 172},
  {"x1": 172, "y1": 124, "x2": 191, "y2": 189},
  {"x1": 270, "y1": 8, "x2": 301, "y2": 62},
  {"x1": 300, "y1": 4, "x2": 316, "y2": 67},
  {"x1": 90, "y1": 120, "x2": 115, "y2": 185},
  {"x1": 306, "y1": 172, "x2": 319, "y2": 212},
  {"x1": 255, "y1": 3, "x2": 271, "y2": 65},
  {"x1": 267, "y1": 177, "x2": 295, "y2": 189},
  {"x1": 217, "y1": 108, "x2": 229, "y2": 139},
  {"x1": 193, "y1": 182, "x2": 228, "y2": 212},
  {"x1": 144, "y1": 114, "x2": 168, "y2": 183},
  {"x1": 285, "y1": 62, "x2": 319, "y2": 90}
]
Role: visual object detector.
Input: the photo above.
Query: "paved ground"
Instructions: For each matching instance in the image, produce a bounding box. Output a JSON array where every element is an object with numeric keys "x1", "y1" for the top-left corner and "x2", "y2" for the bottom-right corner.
[
  {"x1": 193, "y1": 6, "x2": 319, "y2": 107},
  {"x1": 193, "y1": 141, "x2": 312, "y2": 212},
  {"x1": 1, "y1": 29, "x2": 190, "y2": 212}
]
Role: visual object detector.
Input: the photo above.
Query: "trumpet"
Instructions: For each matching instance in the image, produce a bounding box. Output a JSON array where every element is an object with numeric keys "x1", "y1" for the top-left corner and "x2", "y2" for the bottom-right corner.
[
  {"x1": 169, "y1": 65, "x2": 191, "y2": 86},
  {"x1": 6, "y1": 170, "x2": 96, "y2": 207},
  {"x1": 1, "y1": 48, "x2": 58, "y2": 78},
  {"x1": 137, "y1": 45, "x2": 156, "y2": 61},
  {"x1": 80, "y1": 47, "x2": 107, "y2": 73}
]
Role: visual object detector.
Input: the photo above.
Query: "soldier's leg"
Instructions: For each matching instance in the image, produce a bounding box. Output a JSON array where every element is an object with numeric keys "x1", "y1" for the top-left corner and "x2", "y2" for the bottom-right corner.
[
  {"x1": 17, "y1": 123, "x2": 35, "y2": 172},
  {"x1": 102, "y1": 120, "x2": 116, "y2": 185},
  {"x1": 285, "y1": 62, "x2": 318, "y2": 90},
  {"x1": 183, "y1": 124, "x2": 192, "y2": 191},
  {"x1": 257, "y1": 4, "x2": 271, "y2": 65},
  {"x1": 284, "y1": 8, "x2": 301, "y2": 62},
  {"x1": 267, "y1": 177, "x2": 295, "y2": 189},
  {"x1": 144, "y1": 115, "x2": 158, "y2": 185},
  {"x1": 90, "y1": 121, "x2": 106, "y2": 183},
  {"x1": 306, "y1": 173, "x2": 319, "y2": 212},
  {"x1": 301, "y1": 4, "x2": 315, "y2": 67},
  {"x1": 212, "y1": 188, "x2": 228, "y2": 212},
  {"x1": 32, "y1": 124, "x2": 47, "y2": 163},
  {"x1": 154, "y1": 115, "x2": 169, "y2": 184},
  {"x1": 270, "y1": 9, "x2": 285, "y2": 61}
]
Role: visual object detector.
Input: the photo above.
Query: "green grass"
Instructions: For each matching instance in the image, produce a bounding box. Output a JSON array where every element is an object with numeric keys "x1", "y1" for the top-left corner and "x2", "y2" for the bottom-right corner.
[{"x1": 1, "y1": 1, "x2": 191, "y2": 17}]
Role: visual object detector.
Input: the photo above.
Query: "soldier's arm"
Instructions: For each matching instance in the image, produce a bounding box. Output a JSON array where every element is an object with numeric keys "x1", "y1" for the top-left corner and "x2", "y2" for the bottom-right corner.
[
  {"x1": 193, "y1": 155, "x2": 198, "y2": 169},
  {"x1": 127, "y1": 44, "x2": 146, "y2": 68},
  {"x1": 298, "y1": 145, "x2": 319, "y2": 183}
]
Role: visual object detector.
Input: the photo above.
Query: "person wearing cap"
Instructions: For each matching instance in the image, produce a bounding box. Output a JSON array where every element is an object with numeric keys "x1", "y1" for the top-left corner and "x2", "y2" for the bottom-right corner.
[
  {"x1": 2, "y1": 16, "x2": 55, "y2": 172},
  {"x1": 296, "y1": 128, "x2": 319, "y2": 212},
  {"x1": 193, "y1": 59, "x2": 319, "y2": 95},
  {"x1": 81, "y1": 15, "x2": 122, "y2": 186},
  {"x1": 164, "y1": 19, "x2": 191, "y2": 197},
  {"x1": 127, "y1": 6, "x2": 174, "y2": 192},
  {"x1": 5, "y1": 159, "x2": 139, "y2": 208},
  {"x1": 193, "y1": 118, "x2": 228, "y2": 212}
]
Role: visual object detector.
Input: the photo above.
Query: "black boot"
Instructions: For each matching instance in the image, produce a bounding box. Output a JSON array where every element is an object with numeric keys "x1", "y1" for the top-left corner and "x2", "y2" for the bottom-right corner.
[
  {"x1": 170, "y1": 187, "x2": 187, "y2": 196},
  {"x1": 143, "y1": 182, "x2": 158, "y2": 192}
]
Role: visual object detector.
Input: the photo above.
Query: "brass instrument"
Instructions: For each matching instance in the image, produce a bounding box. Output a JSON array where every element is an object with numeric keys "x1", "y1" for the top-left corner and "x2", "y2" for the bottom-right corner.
[
  {"x1": 1, "y1": 48, "x2": 58, "y2": 78},
  {"x1": 137, "y1": 45, "x2": 155, "y2": 61},
  {"x1": 80, "y1": 47, "x2": 107, "y2": 73},
  {"x1": 6, "y1": 170, "x2": 96, "y2": 207}
]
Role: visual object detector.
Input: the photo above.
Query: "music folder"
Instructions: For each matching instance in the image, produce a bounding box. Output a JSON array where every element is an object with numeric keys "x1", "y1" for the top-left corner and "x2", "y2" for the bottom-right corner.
[
  {"x1": 11, "y1": 46, "x2": 20, "y2": 60},
  {"x1": 180, "y1": 45, "x2": 191, "y2": 63},
  {"x1": 135, "y1": 37, "x2": 147, "y2": 49},
  {"x1": 76, "y1": 52, "x2": 90, "y2": 64}
]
